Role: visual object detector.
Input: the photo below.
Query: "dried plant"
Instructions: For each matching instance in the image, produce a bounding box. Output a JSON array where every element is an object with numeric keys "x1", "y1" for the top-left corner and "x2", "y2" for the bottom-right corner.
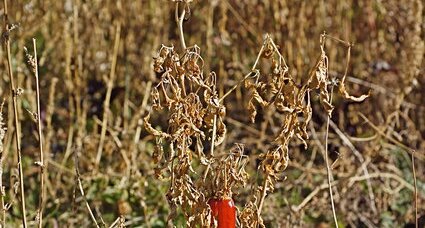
[
  {"x1": 0, "y1": 0, "x2": 422, "y2": 227},
  {"x1": 145, "y1": 42, "x2": 230, "y2": 226},
  {"x1": 24, "y1": 38, "x2": 46, "y2": 228},
  {"x1": 239, "y1": 33, "x2": 368, "y2": 227},
  {"x1": 2, "y1": 0, "x2": 27, "y2": 226},
  {"x1": 0, "y1": 101, "x2": 7, "y2": 227}
]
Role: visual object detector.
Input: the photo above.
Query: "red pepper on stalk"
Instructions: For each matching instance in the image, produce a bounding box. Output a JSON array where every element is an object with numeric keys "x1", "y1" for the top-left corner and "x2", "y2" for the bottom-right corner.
[{"x1": 208, "y1": 197, "x2": 236, "y2": 228}]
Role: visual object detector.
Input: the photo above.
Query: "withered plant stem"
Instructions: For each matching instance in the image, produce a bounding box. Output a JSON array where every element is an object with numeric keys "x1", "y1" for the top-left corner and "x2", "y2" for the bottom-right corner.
[
  {"x1": 323, "y1": 34, "x2": 351, "y2": 47},
  {"x1": 219, "y1": 71, "x2": 258, "y2": 103},
  {"x1": 324, "y1": 85, "x2": 338, "y2": 228},
  {"x1": 33, "y1": 38, "x2": 45, "y2": 228},
  {"x1": 223, "y1": 0, "x2": 259, "y2": 42},
  {"x1": 0, "y1": 102, "x2": 5, "y2": 228},
  {"x1": 0, "y1": 163, "x2": 3, "y2": 227},
  {"x1": 74, "y1": 150, "x2": 100, "y2": 228},
  {"x1": 2, "y1": 0, "x2": 28, "y2": 226},
  {"x1": 358, "y1": 113, "x2": 424, "y2": 161},
  {"x1": 327, "y1": 117, "x2": 377, "y2": 213},
  {"x1": 217, "y1": 38, "x2": 265, "y2": 104},
  {"x1": 95, "y1": 23, "x2": 121, "y2": 169},
  {"x1": 175, "y1": 2, "x2": 187, "y2": 50},
  {"x1": 257, "y1": 175, "x2": 269, "y2": 216},
  {"x1": 292, "y1": 171, "x2": 416, "y2": 212},
  {"x1": 412, "y1": 151, "x2": 418, "y2": 228}
]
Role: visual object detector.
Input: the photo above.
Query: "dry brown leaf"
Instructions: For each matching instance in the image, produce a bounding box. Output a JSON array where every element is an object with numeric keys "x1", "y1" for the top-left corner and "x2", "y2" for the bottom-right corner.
[
  {"x1": 143, "y1": 114, "x2": 171, "y2": 138},
  {"x1": 339, "y1": 83, "x2": 370, "y2": 102}
]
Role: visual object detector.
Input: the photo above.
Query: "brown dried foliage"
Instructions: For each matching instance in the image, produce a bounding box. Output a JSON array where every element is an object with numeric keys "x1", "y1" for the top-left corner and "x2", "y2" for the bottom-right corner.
[
  {"x1": 0, "y1": 0, "x2": 422, "y2": 227},
  {"x1": 145, "y1": 43, "x2": 251, "y2": 226},
  {"x1": 239, "y1": 33, "x2": 368, "y2": 226}
]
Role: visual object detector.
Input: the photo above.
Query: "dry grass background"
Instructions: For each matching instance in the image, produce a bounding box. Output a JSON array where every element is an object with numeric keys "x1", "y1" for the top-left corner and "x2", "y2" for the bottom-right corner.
[{"x1": 0, "y1": 0, "x2": 424, "y2": 227}]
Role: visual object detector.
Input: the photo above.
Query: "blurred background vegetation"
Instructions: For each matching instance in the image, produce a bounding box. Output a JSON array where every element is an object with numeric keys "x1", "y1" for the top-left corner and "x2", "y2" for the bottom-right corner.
[{"x1": 0, "y1": 0, "x2": 423, "y2": 227}]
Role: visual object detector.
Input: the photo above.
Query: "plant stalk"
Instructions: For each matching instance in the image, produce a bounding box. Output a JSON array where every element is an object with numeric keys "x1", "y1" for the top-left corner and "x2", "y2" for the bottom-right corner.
[
  {"x1": 175, "y1": 2, "x2": 187, "y2": 50},
  {"x1": 3, "y1": 0, "x2": 28, "y2": 226},
  {"x1": 95, "y1": 23, "x2": 121, "y2": 169},
  {"x1": 33, "y1": 38, "x2": 45, "y2": 228},
  {"x1": 0, "y1": 102, "x2": 6, "y2": 228},
  {"x1": 257, "y1": 175, "x2": 269, "y2": 216},
  {"x1": 412, "y1": 151, "x2": 418, "y2": 228},
  {"x1": 324, "y1": 85, "x2": 338, "y2": 228}
]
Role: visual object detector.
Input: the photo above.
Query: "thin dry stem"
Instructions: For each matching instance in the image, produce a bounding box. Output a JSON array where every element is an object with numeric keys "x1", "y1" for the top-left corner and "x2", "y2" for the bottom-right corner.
[
  {"x1": 324, "y1": 85, "x2": 339, "y2": 228},
  {"x1": 358, "y1": 113, "x2": 424, "y2": 161},
  {"x1": 74, "y1": 150, "x2": 100, "y2": 228},
  {"x1": 175, "y1": 2, "x2": 187, "y2": 50},
  {"x1": 323, "y1": 34, "x2": 351, "y2": 47},
  {"x1": 412, "y1": 151, "x2": 418, "y2": 228},
  {"x1": 2, "y1": 0, "x2": 28, "y2": 226},
  {"x1": 217, "y1": 36, "x2": 266, "y2": 103},
  {"x1": 0, "y1": 156, "x2": 4, "y2": 228},
  {"x1": 219, "y1": 70, "x2": 258, "y2": 103},
  {"x1": 108, "y1": 216, "x2": 125, "y2": 228},
  {"x1": 327, "y1": 117, "x2": 377, "y2": 213},
  {"x1": 223, "y1": 0, "x2": 260, "y2": 42},
  {"x1": 257, "y1": 175, "x2": 269, "y2": 216},
  {"x1": 32, "y1": 38, "x2": 45, "y2": 228},
  {"x1": 95, "y1": 23, "x2": 121, "y2": 169},
  {"x1": 0, "y1": 101, "x2": 6, "y2": 227},
  {"x1": 292, "y1": 171, "x2": 416, "y2": 212}
]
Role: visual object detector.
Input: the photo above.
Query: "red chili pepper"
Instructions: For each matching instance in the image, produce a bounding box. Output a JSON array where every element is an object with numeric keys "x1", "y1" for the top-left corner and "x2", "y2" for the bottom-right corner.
[{"x1": 208, "y1": 197, "x2": 236, "y2": 228}]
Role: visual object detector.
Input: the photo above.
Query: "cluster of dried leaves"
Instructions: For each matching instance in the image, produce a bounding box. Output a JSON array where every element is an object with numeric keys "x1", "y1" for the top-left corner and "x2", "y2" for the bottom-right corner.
[
  {"x1": 0, "y1": 0, "x2": 422, "y2": 227},
  {"x1": 144, "y1": 28, "x2": 370, "y2": 226},
  {"x1": 239, "y1": 35, "x2": 311, "y2": 227},
  {"x1": 145, "y1": 43, "x2": 251, "y2": 226},
  {"x1": 238, "y1": 33, "x2": 369, "y2": 227}
]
